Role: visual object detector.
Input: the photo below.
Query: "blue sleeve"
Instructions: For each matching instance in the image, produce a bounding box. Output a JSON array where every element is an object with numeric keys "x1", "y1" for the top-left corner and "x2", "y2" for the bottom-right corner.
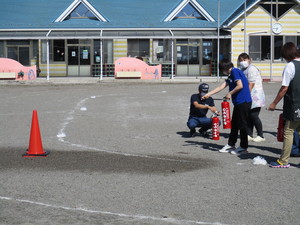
[{"x1": 231, "y1": 68, "x2": 242, "y2": 82}]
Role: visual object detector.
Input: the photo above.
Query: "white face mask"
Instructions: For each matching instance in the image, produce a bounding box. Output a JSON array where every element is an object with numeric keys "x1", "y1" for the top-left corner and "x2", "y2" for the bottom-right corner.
[{"x1": 239, "y1": 61, "x2": 249, "y2": 69}]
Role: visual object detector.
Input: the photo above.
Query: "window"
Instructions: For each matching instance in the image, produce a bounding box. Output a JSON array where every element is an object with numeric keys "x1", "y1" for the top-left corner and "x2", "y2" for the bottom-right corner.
[
  {"x1": 42, "y1": 40, "x2": 65, "y2": 63},
  {"x1": 0, "y1": 41, "x2": 4, "y2": 57},
  {"x1": 53, "y1": 40, "x2": 65, "y2": 62},
  {"x1": 176, "y1": 39, "x2": 199, "y2": 65},
  {"x1": 153, "y1": 39, "x2": 172, "y2": 63},
  {"x1": 7, "y1": 40, "x2": 30, "y2": 66},
  {"x1": 66, "y1": 3, "x2": 97, "y2": 20},
  {"x1": 93, "y1": 39, "x2": 113, "y2": 64},
  {"x1": 249, "y1": 36, "x2": 300, "y2": 61},
  {"x1": 174, "y1": 3, "x2": 206, "y2": 20},
  {"x1": 41, "y1": 40, "x2": 53, "y2": 64},
  {"x1": 127, "y1": 39, "x2": 150, "y2": 58},
  {"x1": 260, "y1": 0, "x2": 296, "y2": 20},
  {"x1": 203, "y1": 40, "x2": 213, "y2": 65}
]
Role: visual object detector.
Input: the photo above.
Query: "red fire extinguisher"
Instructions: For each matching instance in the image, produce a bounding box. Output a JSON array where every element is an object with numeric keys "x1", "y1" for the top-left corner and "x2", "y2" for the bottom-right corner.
[
  {"x1": 221, "y1": 98, "x2": 231, "y2": 129},
  {"x1": 277, "y1": 113, "x2": 285, "y2": 142},
  {"x1": 212, "y1": 112, "x2": 220, "y2": 140}
]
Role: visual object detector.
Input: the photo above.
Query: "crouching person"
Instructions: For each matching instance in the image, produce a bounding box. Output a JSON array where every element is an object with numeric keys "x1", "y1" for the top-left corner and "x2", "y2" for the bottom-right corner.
[{"x1": 187, "y1": 83, "x2": 219, "y2": 137}]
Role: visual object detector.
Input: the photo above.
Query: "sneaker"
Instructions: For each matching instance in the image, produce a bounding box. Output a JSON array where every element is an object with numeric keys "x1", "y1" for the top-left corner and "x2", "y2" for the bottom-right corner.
[
  {"x1": 248, "y1": 135, "x2": 254, "y2": 141},
  {"x1": 190, "y1": 128, "x2": 196, "y2": 137},
  {"x1": 269, "y1": 160, "x2": 290, "y2": 168},
  {"x1": 219, "y1": 144, "x2": 235, "y2": 153},
  {"x1": 231, "y1": 146, "x2": 248, "y2": 155},
  {"x1": 253, "y1": 136, "x2": 265, "y2": 142}
]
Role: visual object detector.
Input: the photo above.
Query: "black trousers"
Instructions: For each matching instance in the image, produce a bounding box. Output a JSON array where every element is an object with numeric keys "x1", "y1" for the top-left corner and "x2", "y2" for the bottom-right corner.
[
  {"x1": 228, "y1": 102, "x2": 251, "y2": 149},
  {"x1": 247, "y1": 107, "x2": 264, "y2": 137}
]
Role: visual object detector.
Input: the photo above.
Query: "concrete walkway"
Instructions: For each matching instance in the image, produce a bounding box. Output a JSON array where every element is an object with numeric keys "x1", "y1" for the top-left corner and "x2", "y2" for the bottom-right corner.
[{"x1": 0, "y1": 76, "x2": 227, "y2": 85}]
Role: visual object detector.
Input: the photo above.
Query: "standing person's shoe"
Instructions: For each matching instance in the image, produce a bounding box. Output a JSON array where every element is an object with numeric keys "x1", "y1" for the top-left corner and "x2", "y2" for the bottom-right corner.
[
  {"x1": 190, "y1": 128, "x2": 196, "y2": 137},
  {"x1": 219, "y1": 144, "x2": 235, "y2": 153},
  {"x1": 269, "y1": 160, "x2": 290, "y2": 168},
  {"x1": 253, "y1": 136, "x2": 265, "y2": 142},
  {"x1": 230, "y1": 146, "x2": 248, "y2": 155},
  {"x1": 248, "y1": 135, "x2": 254, "y2": 141}
]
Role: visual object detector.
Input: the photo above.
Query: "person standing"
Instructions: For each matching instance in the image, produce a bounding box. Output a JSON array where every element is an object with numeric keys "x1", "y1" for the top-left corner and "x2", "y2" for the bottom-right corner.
[
  {"x1": 268, "y1": 42, "x2": 300, "y2": 168},
  {"x1": 202, "y1": 59, "x2": 252, "y2": 155},
  {"x1": 238, "y1": 53, "x2": 266, "y2": 142},
  {"x1": 187, "y1": 83, "x2": 218, "y2": 137}
]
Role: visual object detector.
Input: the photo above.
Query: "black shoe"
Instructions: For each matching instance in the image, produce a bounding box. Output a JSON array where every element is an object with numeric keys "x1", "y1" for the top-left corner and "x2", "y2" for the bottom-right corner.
[
  {"x1": 199, "y1": 128, "x2": 211, "y2": 137},
  {"x1": 291, "y1": 153, "x2": 300, "y2": 157},
  {"x1": 190, "y1": 128, "x2": 196, "y2": 137}
]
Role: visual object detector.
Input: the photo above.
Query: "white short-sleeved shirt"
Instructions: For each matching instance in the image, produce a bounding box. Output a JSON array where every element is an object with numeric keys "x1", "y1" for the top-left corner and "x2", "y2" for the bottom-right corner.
[
  {"x1": 282, "y1": 59, "x2": 300, "y2": 86},
  {"x1": 243, "y1": 64, "x2": 265, "y2": 109}
]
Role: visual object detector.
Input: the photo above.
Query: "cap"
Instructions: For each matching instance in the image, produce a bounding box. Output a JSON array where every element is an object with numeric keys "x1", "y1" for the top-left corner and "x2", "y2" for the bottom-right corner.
[{"x1": 199, "y1": 83, "x2": 209, "y2": 92}]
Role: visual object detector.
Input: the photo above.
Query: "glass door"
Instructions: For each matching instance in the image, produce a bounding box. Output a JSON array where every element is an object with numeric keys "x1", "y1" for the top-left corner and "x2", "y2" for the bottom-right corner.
[
  {"x1": 67, "y1": 40, "x2": 91, "y2": 76},
  {"x1": 176, "y1": 39, "x2": 200, "y2": 77}
]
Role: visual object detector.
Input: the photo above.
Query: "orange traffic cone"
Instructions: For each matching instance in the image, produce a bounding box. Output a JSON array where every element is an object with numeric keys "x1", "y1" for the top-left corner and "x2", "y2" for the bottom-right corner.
[{"x1": 22, "y1": 110, "x2": 49, "y2": 157}]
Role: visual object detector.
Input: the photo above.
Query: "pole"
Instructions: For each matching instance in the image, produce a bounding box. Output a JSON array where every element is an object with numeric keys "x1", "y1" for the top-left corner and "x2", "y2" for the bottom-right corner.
[
  {"x1": 46, "y1": 30, "x2": 51, "y2": 81},
  {"x1": 100, "y1": 39, "x2": 103, "y2": 80},
  {"x1": 100, "y1": 30, "x2": 103, "y2": 80},
  {"x1": 169, "y1": 29, "x2": 174, "y2": 79},
  {"x1": 244, "y1": 0, "x2": 247, "y2": 53},
  {"x1": 270, "y1": 0, "x2": 273, "y2": 81},
  {"x1": 217, "y1": 0, "x2": 220, "y2": 82}
]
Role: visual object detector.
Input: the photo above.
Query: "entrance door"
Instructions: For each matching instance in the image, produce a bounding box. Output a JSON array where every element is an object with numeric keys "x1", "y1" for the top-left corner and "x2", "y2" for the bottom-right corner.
[
  {"x1": 68, "y1": 45, "x2": 91, "y2": 76},
  {"x1": 176, "y1": 40, "x2": 200, "y2": 77}
]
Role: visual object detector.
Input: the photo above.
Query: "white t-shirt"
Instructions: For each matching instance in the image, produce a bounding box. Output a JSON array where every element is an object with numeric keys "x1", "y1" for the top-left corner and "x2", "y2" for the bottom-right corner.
[
  {"x1": 282, "y1": 58, "x2": 300, "y2": 86},
  {"x1": 243, "y1": 64, "x2": 265, "y2": 108}
]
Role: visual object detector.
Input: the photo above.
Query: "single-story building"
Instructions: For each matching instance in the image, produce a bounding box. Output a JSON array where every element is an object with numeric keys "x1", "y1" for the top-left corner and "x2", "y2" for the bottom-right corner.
[{"x1": 0, "y1": 0, "x2": 299, "y2": 80}]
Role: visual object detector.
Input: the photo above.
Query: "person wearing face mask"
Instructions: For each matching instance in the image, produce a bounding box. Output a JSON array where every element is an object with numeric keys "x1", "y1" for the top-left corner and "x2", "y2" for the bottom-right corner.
[
  {"x1": 187, "y1": 83, "x2": 219, "y2": 137},
  {"x1": 238, "y1": 53, "x2": 266, "y2": 142},
  {"x1": 202, "y1": 59, "x2": 252, "y2": 155}
]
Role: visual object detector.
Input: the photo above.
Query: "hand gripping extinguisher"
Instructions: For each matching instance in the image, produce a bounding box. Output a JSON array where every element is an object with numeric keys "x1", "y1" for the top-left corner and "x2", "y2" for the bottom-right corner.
[
  {"x1": 221, "y1": 98, "x2": 231, "y2": 129},
  {"x1": 277, "y1": 113, "x2": 285, "y2": 142},
  {"x1": 211, "y1": 112, "x2": 220, "y2": 140}
]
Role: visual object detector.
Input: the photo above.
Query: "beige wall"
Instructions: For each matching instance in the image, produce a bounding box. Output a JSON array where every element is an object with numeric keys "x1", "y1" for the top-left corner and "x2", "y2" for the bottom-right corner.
[{"x1": 230, "y1": 3, "x2": 300, "y2": 81}]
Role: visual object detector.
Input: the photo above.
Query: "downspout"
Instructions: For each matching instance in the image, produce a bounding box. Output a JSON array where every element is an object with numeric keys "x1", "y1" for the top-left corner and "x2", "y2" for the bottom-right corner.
[
  {"x1": 46, "y1": 30, "x2": 52, "y2": 81},
  {"x1": 169, "y1": 29, "x2": 174, "y2": 79}
]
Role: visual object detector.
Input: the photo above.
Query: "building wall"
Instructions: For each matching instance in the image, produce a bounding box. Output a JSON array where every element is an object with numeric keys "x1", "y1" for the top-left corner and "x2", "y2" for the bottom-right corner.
[
  {"x1": 230, "y1": 3, "x2": 300, "y2": 81},
  {"x1": 113, "y1": 39, "x2": 127, "y2": 61}
]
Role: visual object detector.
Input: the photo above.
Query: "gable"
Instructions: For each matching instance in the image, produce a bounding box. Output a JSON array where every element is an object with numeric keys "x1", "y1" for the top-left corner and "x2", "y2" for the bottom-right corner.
[
  {"x1": 164, "y1": 0, "x2": 215, "y2": 22},
  {"x1": 259, "y1": 0, "x2": 298, "y2": 20},
  {"x1": 55, "y1": 0, "x2": 108, "y2": 22},
  {"x1": 224, "y1": 0, "x2": 300, "y2": 27}
]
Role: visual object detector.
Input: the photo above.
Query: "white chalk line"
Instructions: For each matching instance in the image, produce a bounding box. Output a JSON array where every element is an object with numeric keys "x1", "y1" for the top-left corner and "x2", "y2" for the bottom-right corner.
[
  {"x1": 56, "y1": 95, "x2": 199, "y2": 163},
  {"x1": 0, "y1": 196, "x2": 232, "y2": 225}
]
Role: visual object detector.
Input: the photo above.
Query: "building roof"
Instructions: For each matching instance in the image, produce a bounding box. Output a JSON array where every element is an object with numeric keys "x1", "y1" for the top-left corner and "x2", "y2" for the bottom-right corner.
[
  {"x1": 2, "y1": 0, "x2": 298, "y2": 40},
  {"x1": 0, "y1": 0, "x2": 247, "y2": 29}
]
